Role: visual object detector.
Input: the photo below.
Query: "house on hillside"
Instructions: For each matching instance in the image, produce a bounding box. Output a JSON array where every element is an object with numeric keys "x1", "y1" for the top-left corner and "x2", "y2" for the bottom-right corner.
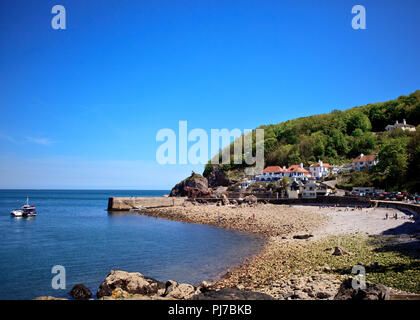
[
  {"x1": 256, "y1": 163, "x2": 312, "y2": 182},
  {"x1": 352, "y1": 153, "x2": 377, "y2": 171},
  {"x1": 385, "y1": 119, "x2": 416, "y2": 132},
  {"x1": 309, "y1": 160, "x2": 332, "y2": 179},
  {"x1": 317, "y1": 183, "x2": 332, "y2": 196},
  {"x1": 255, "y1": 166, "x2": 285, "y2": 182},
  {"x1": 286, "y1": 163, "x2": 311, "y2": 181},
  {"x1": 301, "y1": 180, "x2": 317, "y2": 199},
  {"x1": 286, "y1": 179, "x2": 304, "y2": 199}
]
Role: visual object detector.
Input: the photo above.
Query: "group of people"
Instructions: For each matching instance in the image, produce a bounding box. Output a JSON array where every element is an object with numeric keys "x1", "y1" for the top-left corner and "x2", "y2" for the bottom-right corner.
[{"x1": 385, "y1": 212, "x2": 398, "y2": 220}]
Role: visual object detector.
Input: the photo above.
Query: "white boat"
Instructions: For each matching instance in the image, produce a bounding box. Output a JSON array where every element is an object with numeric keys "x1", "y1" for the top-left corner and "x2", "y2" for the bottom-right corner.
[
  {"x1": 11, "y1": 197, "x2": 37, "y2": 217},
  {"x1": 11, "y1": 210, "x2": 23, "y2": 217}
]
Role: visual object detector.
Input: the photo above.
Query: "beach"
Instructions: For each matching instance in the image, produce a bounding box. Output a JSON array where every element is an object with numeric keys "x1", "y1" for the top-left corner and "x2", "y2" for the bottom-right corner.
[{"x1": 138, "y1": 202, "x2": 420, "y2": 299}]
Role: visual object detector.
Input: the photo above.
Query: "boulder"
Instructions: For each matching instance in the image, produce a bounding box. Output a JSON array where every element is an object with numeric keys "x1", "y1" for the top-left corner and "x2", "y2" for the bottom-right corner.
[
  {"x1": 316, "y1": 291, "x2": 332, "y2": 299},
  {"x1": 221, "y1": 194, "x2": 230, "y2": 205},
  {"x1": 169, "y1": 172, "x2": 209, "y2": 197},
  {"x1": 163, "y1": 280, "x2": 198, "y2": 300},
  {"x1": 334, "y1": 278, "x2": 390, "y2": 300},
  {"x1": 69, "y1": 284, "x2": 92, "y2": 300},
  {"x1": 96, "y1": 270, "x2": 165, "y2": 298},
  {"x1": 244, "y1": 195, "x2": 258, "y2": 204},
  {"x1": 332, "y1": 246, "x2": 350, "y2": 256},
  {"x1": 192, "y1": 288, "x2": 275, "y2": 300}
]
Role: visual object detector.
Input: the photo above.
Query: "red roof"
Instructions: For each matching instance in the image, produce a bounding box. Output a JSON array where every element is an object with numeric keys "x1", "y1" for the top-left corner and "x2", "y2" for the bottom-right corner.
[
  {"x1": 310, "y1": 163, "x2": 331, "y2": 167},
  {"x1": 286, "y1": 165, "x2": 310, "y2": 175},
  {"x1": 353, "y1": 154, "x2": 376, "y2": 163},
  {"x1": 263, "y1": 166, "x2": 284, "y2": 173}
]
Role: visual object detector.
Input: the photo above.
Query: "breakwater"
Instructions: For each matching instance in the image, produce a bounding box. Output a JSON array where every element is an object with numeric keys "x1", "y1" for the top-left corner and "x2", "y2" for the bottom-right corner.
[
  {"x1": 107, "y1": 195, "x2": 420, "y2": 216},
  {"x1": 107, "y1": 196, "x2": 186, "y2": 211}
]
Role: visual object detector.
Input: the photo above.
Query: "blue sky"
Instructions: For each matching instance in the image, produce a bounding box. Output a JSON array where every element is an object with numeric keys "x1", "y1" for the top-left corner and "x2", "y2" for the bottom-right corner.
[{"x1": 0, "y1": 0, "x2": 419, "y2": 189}]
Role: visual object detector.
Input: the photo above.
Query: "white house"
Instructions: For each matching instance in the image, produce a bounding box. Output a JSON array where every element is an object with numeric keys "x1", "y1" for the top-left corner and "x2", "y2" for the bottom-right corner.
[
  {"x1": 309, "y1": 160, "x2": 332, "y2": 179},
  {"x1": 256, "y1": 163, "x2": 312, "y2": 182},
  {"x1": 286, "y1": 163, "x2": 311, "y2": 180},
  {"x1": 301, "y1": 180, "x2": 317, "y2": 199},
  {"x1": 352, "y1": 153, "x2": 378, "y2": 171},
  {"x1": 255, "y1": 166, "x2": 285, "y2": 182},
  {"x1": 385, "y1": 119, "x2": 416, "y2": 132}
]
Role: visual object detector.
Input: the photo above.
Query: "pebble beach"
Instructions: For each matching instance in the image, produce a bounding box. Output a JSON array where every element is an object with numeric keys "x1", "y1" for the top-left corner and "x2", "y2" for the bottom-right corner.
[{"x1": 139, "y1": 202, "x2": 420, "y2": 299}]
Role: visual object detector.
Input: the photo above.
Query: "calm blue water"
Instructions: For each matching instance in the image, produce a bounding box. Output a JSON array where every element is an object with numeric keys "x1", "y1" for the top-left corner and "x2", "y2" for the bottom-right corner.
[{"x1": 0, "y1": 190, "x2": 264, "y2": 300}]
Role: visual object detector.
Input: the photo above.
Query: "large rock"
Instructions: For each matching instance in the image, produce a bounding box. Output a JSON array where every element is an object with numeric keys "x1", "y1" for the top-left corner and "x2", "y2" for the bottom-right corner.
[
  {"x1": 244, "y1": 195, "x2": 258, "y2": 204},
  {"x1": 170, "y1": 172, "x2": 209, "y2": 197},
  {"x1": 192, "y1": 288, "x2": 275, "y2": 300},
  {"x1": 221, "y1": 194, "x2": 230, "y2": 205},
  {"x1": 69, "y1": 284, "x2": 92, "y2": 300},
  {"x1": 163, "y1": 280, "x2": 198, "y2": 300},
  {"x1": 332, "y1": 246, "x2": 350, "y2": 256},
  {"x1": 96, "y1": 270, "x2": 165, "y2": 298},
  {"x1": 204, "y1": 165, "x2": 232, "y2": 188},
  {"x1": 334, "y1": 278, "x2": 390, "y2": 300}
]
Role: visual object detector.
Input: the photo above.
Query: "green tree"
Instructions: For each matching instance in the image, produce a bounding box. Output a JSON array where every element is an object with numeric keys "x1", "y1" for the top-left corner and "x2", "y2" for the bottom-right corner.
[
  {"x1": 346, "y1": 112, "x2": 372, "y2": 134},
  {"x1": 375, "y1": 139, "x2": 408, "y2": 190},
  {"x1": 277, "y1": 177, "x2": 290, "y2": 198}
]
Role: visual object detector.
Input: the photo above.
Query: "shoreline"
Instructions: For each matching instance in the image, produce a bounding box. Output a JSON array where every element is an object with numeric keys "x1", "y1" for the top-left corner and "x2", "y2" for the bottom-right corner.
[
  {"x1": 136, "y1": 203, "x2": 420, "y2": 298},
  {"x1": 38, "y1": 202, "x2": 420, "y2": 300}
]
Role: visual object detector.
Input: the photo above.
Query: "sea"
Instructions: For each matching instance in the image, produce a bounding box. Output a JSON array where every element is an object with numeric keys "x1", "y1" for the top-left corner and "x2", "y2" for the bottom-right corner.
[{"x1": 0, "y1": 190, "x2": 264, "y2": 300}]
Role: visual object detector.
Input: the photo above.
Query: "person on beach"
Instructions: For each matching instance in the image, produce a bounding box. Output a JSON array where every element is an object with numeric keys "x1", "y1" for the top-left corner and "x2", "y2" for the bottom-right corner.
[
  {"x1": 252, "y1": 213, "x2": 255, "y2": 220},
  {"x1": 395, "y1": 213, "x2": 398, "y2": 220},
  {"x1": 218, "y1": 217, "x2": 221, "y2": 223},
  {"x1": 385, "y1": 213, "x2": 388, "y2": 220}
]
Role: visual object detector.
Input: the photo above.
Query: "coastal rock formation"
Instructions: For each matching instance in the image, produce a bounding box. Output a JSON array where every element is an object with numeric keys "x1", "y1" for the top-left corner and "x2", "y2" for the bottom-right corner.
[
  {"x1": 163, "y1": 280, "x2": 199, "y2": 299},
  {"x1": 192, "y1": 288, "x2": 275, "y2": 300},
  {"x1": 334, "y1": 278, "x2": 390, "y2": 300},
  {"x1": 169, "y1": 172, "x2": 209, "y2": 197},
  {"x1": 204, "y1": 165, "x2": 232, "y2": 188},
  {"x1": 96, "y1": 270, "x2": 165, "y2": 298},
  {"x1": 69, "y1": 284, "x2": 92, "y2": 300},
  {"x1": 183, "y1": 186, "x2": 215, "y2": 199}
]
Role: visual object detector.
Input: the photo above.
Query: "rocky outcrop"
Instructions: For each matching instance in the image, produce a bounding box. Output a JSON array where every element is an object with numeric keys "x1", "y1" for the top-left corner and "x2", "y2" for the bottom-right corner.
[
  {"x1": 204, "y1": 165, "x2": 232, "y2": 188},
  {"x1": 192, "y1": 288, "x2": 275, "y2": 300},
  {"x1": 95, "y1": 270, "x2": 277, "y2": 300},
  {"x1": 170, "y1": 172, "x2": 209, "y2": 197},
  {"x1": 69, "y1": 284, "x2": 92, "y2": 300},
  {"x1": 163, "y1": 280, "x2": 199, "y2": 299},
  {"x1": 96, "y1": 270, "x2": 165, "y2": 298},
  {"x1": 334, "y1": 278, "x2": 390, "y2": 300}
]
